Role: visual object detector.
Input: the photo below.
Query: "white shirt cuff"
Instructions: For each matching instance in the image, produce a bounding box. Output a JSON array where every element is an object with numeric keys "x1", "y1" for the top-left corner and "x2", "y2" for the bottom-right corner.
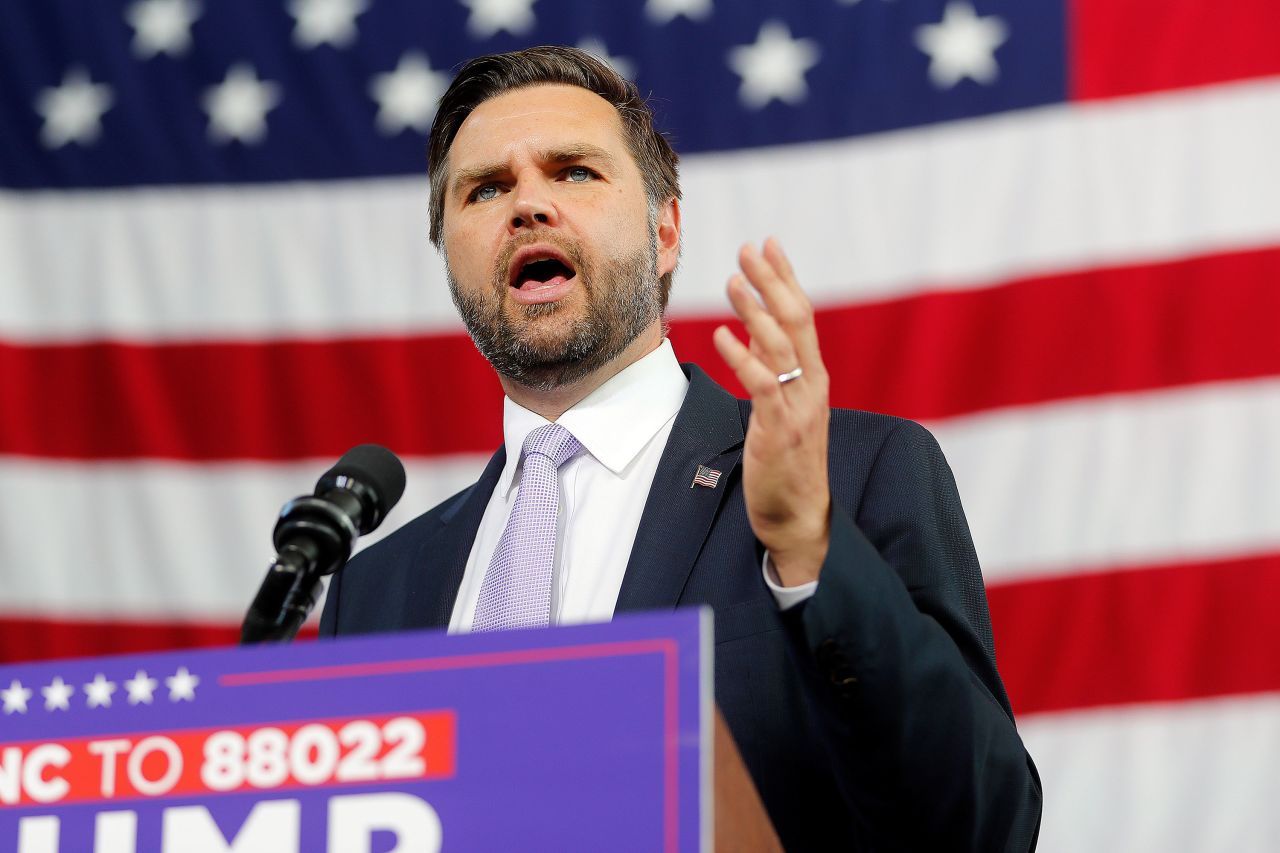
[{"x1": 762, "y1": 552, "x2": 818, "y2": 611}]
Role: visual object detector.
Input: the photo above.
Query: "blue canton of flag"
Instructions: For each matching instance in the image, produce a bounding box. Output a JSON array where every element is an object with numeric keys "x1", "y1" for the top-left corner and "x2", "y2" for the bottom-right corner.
[{"x1": 0, "y1": 0, "x2": 1063, "y2": 189}]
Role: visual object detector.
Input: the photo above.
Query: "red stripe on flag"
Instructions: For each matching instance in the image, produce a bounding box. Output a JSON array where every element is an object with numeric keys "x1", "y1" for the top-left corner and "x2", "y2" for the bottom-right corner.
[
  {"x1": 3, "y1": 246, "x2": 1278, "y2": 460},
  {"x1": 1069, "y1": 0, "x2": 1280, "y2": 100},
  {"x1": 5, "y1": 553, "x2": 1280, "y2": 717},
  {"x1": 0, "y1": 616, "x2": 316, "y2": 664},
  {"x1": 0, "y1": 333, "x2": 505, "y2": 460},
  {"x1": 679, "y1": 245, "x2": 1280, "y2": 421},
  {"x1": 989, "y1": 552, "x2": 1280, "y2": 716}
]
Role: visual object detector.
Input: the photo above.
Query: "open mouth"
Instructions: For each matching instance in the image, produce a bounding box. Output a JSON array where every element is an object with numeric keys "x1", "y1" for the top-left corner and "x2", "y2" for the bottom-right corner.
[{"x1": 509, "y1": 248, "x2": 577, "y2": 292}]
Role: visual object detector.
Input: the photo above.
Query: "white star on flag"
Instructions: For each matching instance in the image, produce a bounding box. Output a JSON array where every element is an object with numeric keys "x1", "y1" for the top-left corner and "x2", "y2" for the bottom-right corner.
[
  {"x1": 645, "y1": 0, "x2": 712, "y2": 24},
  {"x1": 370, "y1": 52, "x2": 449, "y2": 136},
  {"x1": 202, "y1": 64, "x2": 282, "y2": 145},
  {"x1": 124, "y1": 670, "x2": 159, "y2": 705},
  {"x1": 125, "y1": 0, "x2": 201, "y2": 58},
  {"x1": 727, "y1": 21, "x2": 821, "y2": 109},
  {"x1": 288, "y1": 0, "x2": 368, "y2": 49},
  {"x1": 42, "y1": 677, "x2": 74, "y2": 711},
  {"x1": 2, "y1": 680, "x2": 32, "y2": 715},
  {"x1": 459, "y1": 0, "x2": 536, "y2": 38},
  {"x1": 914, "y1": 1, "x2": 1009, "y2": 89},
  {"x1": 34, "y1": 67, "x2": 114, "y2": 149},
  {"x1": 84, "y1": 674, "x2": 117, "y2": 709},
  {"x1": 576, "y1": 38, "x2": 636, "y2": 81},
  {"x1": 166, "y1": 666, "x2": 200, "y2": 702}
]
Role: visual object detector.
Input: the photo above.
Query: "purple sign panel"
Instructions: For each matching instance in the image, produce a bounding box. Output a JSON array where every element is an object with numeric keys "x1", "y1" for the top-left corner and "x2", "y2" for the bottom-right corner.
[{"x1": 0, "y1": 610, "x2": 710, "y2": 852}]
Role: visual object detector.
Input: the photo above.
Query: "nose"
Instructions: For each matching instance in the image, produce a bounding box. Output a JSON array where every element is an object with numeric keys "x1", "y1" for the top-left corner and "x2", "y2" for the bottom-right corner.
[{"x1": 508, "y1": 174, "x2": 558, "y2": 233}]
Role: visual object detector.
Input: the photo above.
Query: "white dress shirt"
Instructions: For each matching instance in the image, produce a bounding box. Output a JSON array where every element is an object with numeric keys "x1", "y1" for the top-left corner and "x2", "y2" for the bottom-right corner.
[{"x1": 448, "y1": 339, "x2": 816, "y2": 633}]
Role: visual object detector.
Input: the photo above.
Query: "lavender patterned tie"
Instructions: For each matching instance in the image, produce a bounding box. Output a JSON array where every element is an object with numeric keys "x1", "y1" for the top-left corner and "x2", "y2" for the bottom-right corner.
[{"x1": 473, "y1": 423, "x2": 582, "y2": 632}]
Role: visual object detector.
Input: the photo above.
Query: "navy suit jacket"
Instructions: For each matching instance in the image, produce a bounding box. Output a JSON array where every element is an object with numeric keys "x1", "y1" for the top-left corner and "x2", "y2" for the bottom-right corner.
[{"x1": 320, "y1": 364, "x2": 1042, "y2": 851}]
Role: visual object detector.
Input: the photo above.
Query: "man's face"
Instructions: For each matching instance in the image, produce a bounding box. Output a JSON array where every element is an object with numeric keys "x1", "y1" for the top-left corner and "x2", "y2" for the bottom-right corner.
[{"x1": 440, "y1": 84, "x2": 678, "y2": 390}]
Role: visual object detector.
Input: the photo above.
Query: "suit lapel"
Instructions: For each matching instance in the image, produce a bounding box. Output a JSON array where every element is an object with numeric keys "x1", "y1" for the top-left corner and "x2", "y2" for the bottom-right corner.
[
  {"x1": 615, "y1": 364, "x2": 745, "y2": 612},
  {"x1": 417, "y1": 445, "x2": 506, "y2": 629}
]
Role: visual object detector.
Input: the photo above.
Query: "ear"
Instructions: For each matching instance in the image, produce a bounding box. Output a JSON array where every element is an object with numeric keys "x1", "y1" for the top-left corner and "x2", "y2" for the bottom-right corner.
[{"x1": 655, "y1": 196, "x2": 681, "y2": 278}]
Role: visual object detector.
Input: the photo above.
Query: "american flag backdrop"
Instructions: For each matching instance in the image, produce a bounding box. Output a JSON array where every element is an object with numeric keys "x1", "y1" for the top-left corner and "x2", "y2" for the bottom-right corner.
[{"x1": 3, "y1": 0, "x2": 1279, "y2": 848}]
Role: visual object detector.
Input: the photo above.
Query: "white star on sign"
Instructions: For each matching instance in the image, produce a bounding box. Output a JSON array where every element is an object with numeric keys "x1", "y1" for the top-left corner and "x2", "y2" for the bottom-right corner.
[
  {"x1": 125, "y1": 0, "x2": 201, "y2": 58},
  {"x1": 914, "y1": 1, "x2": 1008, "y2": 89},
  {"x1": 288, "y1": 0, "x2": 367, "y2": 49},
  {"x1": 34, "y1": 67, "x2": 114, "y2": 149},
  {"x1": 576, "y1": 38, "x2": 635, "y2": 81},
  {"x1": 727, "y1": 21, "x2": 821, "y2": 109},
  {"x1": 124, "y1": 670, "x2": 159, "y2": 705},
  {"x1": 84, "y1": 674, "x2": 117, "y2": 709},
  {"x1": 459, "y1": 0, "x2": 536, "y2": 38},
  {"x1": 202, "y1": 64, "x2": 282, "y2": 145},
  {"x1": 370, "y1": 52, "x2": 448, "y2": 135},
  {"x1": 645, "y1": 0, "x2": 711, "y2": 24},
  {"x1": 42, "y1": 677, "x2": 74, "y2": 711},
  {"x1": 166, "y1": 667, "x2": 199, "y2": 702},
  {"x1": 2, "y1": 680, "x2": 32, "y2": 715}
]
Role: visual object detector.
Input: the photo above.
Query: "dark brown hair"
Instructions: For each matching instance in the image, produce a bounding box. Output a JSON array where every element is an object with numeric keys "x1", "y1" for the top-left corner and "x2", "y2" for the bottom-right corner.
[{"x1": 427, "y1": 45, "x2": 682, "y2": 303}]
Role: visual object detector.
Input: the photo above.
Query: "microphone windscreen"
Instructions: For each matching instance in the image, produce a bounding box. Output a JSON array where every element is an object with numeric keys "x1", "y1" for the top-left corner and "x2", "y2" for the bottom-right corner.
[{"x1": 328, "y1": 444, "x2": 407, "y2": 514}]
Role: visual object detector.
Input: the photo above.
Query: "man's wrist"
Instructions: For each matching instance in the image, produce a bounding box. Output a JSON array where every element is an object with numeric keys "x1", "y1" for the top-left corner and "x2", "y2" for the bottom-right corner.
[
  {"x1": 762, "y1": 552, "x2": 818, "y2": 610},
  {"x1": 766, "y1": 532, "x2": 828, "y2": 587}
]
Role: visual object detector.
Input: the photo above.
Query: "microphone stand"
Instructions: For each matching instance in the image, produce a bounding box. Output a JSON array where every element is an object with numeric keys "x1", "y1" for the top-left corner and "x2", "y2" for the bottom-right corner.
[
  {"x1": 240, "y1": 545, "x2": 325, "y2": 643},
  {"x1": 240, "y1": 494, "x2": 359, "y2": 644}
]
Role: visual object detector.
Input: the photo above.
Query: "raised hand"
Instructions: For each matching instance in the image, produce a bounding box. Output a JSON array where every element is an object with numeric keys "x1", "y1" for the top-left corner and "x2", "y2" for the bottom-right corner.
[{"x1": 712, "y1": 238, "x2": 832, "y2": 586}]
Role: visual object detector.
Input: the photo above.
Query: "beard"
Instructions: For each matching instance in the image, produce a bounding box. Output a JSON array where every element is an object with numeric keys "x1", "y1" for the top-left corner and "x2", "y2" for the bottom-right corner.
[{"x1": 446, "y1": 222, "x2": 663, "y2": 391}]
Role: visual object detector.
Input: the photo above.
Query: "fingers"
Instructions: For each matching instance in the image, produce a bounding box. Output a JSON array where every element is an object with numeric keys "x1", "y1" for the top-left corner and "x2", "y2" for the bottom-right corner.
[
  {"x1": 725, "y1": 274, "x2": 800, "y2": 378},
  {"x1": 713, "y1": 325, "x2": 787, "y2": 402},
  {"x1": 761, "y1": 236, "x2": 798, "y2": 283},
  {"x1": 732, "y1": 240, "x2": 829, "y2": 384},
  {"x1": 737, "y1": 239, "x2": 824, "y2": 376}
]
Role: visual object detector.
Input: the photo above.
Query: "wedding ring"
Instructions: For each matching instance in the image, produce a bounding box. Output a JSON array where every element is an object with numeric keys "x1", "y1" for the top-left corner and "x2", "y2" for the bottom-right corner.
[{"x1": 777, "y1": 366, "x2": 803, "y2": 384}]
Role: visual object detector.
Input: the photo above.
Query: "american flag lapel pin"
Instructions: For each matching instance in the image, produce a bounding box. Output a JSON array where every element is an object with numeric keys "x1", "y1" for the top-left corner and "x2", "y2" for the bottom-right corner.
[{"x1": 691, "y1": 465, "x2": 722, "y2": 489}]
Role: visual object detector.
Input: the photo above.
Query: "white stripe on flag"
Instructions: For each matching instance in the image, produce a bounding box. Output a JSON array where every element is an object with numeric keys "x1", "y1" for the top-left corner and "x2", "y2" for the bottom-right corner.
[
  {"x1": 932, "y1": 376, "x2": 1280, "y2": 584},
  {"x1": 1019, "y1": 692, "x2": 1280, "y2": 853},
  {"x1": 0, "y1": 455, "x2": 489, "y2": 618},
  {"x1": 2, "y1": 377, "x2": 1279, "y2": 615},
  {"x1": 3, "y1": 78, "x2": 1279, "y2": 341}
]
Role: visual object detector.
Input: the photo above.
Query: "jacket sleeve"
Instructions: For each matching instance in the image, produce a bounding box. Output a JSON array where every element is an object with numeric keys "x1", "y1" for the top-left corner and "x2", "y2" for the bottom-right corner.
[{"x1": 794, "y1": 417, "x2": 1042, "y2": 852}]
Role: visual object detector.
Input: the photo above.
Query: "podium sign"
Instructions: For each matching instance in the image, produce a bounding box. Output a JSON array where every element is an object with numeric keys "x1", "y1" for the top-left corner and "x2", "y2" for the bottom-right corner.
[{"x1": 0, "y1": 610, "x2": 711, "y2": 852}]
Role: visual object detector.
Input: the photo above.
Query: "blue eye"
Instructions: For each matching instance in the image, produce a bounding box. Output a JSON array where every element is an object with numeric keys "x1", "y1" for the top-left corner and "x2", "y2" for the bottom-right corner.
[
  {"x1": 566, "y1": 166, "x2": 593, "y2": 182},
  {"x1": 473, "y1": 184, "x2": 498, "y2": 202}
]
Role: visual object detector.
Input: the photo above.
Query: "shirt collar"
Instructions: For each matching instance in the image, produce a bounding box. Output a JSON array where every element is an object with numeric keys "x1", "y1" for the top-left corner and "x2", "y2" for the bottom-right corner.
[{"x1": 497, "y1": 338, "x2": 689, "y2": 496}]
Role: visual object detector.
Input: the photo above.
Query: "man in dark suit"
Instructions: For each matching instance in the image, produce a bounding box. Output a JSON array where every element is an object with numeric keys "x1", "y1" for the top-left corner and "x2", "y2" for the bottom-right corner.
[{"x1": 321, "y1": 46, "x2": 1041, "y2": 850}]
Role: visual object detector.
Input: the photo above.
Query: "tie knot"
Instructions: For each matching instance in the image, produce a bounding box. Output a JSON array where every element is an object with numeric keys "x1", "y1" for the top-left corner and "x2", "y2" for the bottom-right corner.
[{"x1": 521, "y1": 423, "x2": 581, "y2": 469}]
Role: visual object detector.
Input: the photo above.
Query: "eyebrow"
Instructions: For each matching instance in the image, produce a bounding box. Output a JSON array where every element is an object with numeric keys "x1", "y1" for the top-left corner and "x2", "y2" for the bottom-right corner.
[{"x1": 450, "y1": 144, "x2": 619, "y2": 200}]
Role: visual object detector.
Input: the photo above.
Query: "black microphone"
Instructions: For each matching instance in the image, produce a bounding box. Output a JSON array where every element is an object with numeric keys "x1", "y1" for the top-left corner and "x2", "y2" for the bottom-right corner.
[{"x1": 241, "y1": 444, "x2": 406, "y2": 644}]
